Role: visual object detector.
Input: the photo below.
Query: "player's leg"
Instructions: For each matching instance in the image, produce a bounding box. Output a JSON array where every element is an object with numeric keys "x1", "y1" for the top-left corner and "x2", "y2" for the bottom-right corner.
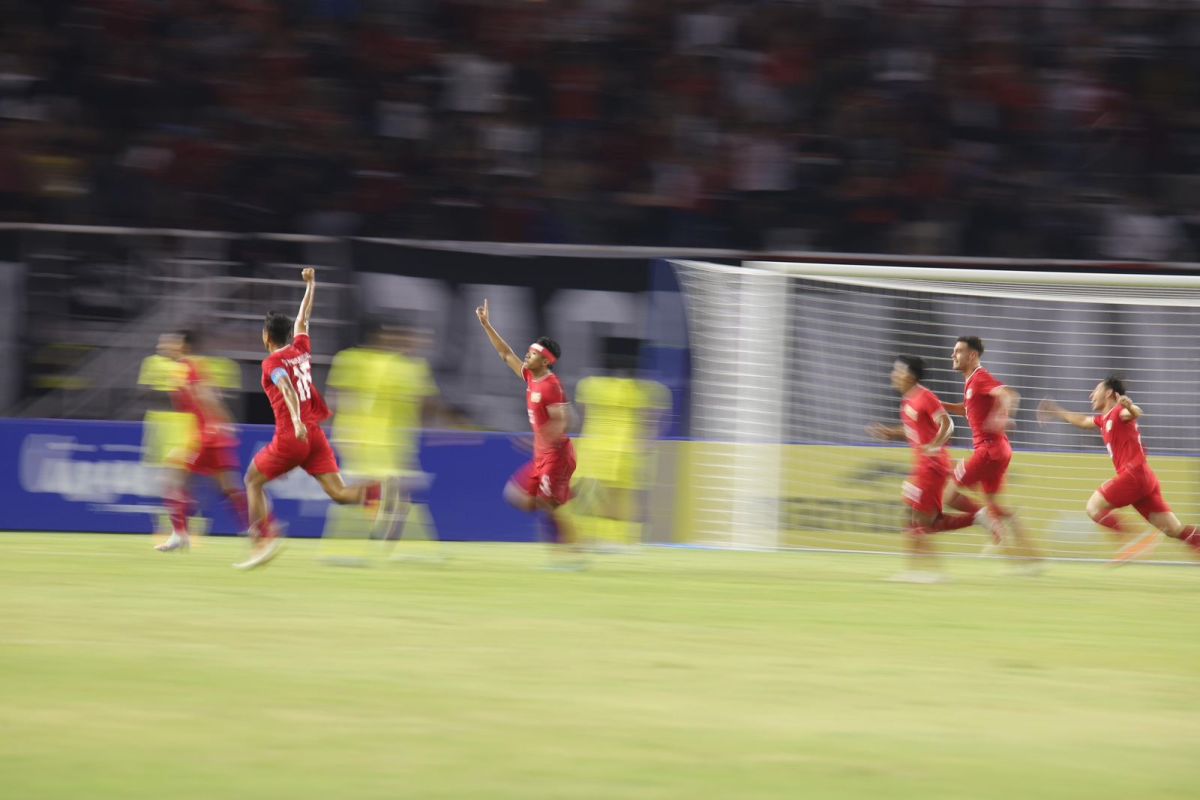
[
  {"x1": 891, "y1": 469, "x2": 948, "y2": 582},
  {"x1": 158, "y1": 466, "x2": 193, "y2": 552},
  {"x1": 1088, "y1": 480, "x2": 1133, "y2": 540},
  {"x1": 511, "y1": 452, "x2": 583, "y2": 568},
  {"x1": 242, "y1": 461, "x2": 279, "y2": 541},
  {"x1": 235, "y1": 460, "x2": 286, "y2": 570},
  {"x1": 238, "y1": 438, "x2": 300, "y2": 569},
  {"x1": 1135, "y1": 483, "x2": 1200, "y2": 557},
  {"x1": 983, "y1": 487, "x2": 1042, "y2": 567},
  {"x1": 313, "y1": 471, "x2": 383, "y2": 506},
  {"x1": 895, "y1": 508, "x2": 944, "y2": 581},
  {"x1": 949, "y1": 453, "x2": 1003, "y2": 543},
  {"x1": 1097, "y1": 471, "x2": 1166, "y2": 564},
  {"x1": 306, "y1": 427, "x2": 385, "y2": 508},
  {"x1": 213, "y1": 468, "x2": 251, "y2": 532},
  {"x1": 1145, "y1": 512, "x2": 1200, "y2": 554},
  {"x1": 504, "y1": 461, "x2": 541, "y2": 512}
]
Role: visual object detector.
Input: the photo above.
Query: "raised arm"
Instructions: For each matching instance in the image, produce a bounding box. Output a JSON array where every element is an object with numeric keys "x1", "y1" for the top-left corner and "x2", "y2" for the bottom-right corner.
[
  {"x1": 1037, "y1": 398, "x2": 1096, "y2": 430},
  {"x1": 475, "y1": 299, "x2": 524, "y2": 378},
  {"x1": 294, "y1": 268, "x2": 315, "y2": 338},
  {"x1": 943, "y1": 401, "x2": 965, "y2": 416}
]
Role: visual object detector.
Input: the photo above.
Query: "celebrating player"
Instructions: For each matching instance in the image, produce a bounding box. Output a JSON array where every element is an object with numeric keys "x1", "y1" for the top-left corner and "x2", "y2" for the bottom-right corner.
[
  {"x1": 239, "y1": 268, "x2": 388, "y2": 570},
  {"x1": 942, "y1": 336, "x2": 1041, "y2": 565},
  {"x1": 475, "y1": 299, "x2": 579, "y2": 566},
  {"x1": 1039, "y1": 376, "x2": 1200, "y2": 562},
  {"x1": 153, "y1": 329, "x2": 249, "y2": 552},
  {"x1": 868, "y1": 356, "x2": 972, "y2": 582}
]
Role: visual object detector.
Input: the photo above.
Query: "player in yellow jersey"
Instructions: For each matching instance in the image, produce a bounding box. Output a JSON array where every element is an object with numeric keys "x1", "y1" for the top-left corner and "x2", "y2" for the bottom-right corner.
[
  {"x1": 324, "y1": 322, "x2": 438, "y2": 559},
  {"x1": 572, "y1": 338, "x2": 671, "y2": 549},
  {"x1": 138, "y1": 347, "x2": 194, "y2": 539}
]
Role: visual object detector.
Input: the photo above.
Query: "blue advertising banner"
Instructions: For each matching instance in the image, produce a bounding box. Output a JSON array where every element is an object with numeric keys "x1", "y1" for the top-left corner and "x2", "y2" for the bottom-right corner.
[{"x1": 4, "y1": 419, "x2": 542, "y2": 541}]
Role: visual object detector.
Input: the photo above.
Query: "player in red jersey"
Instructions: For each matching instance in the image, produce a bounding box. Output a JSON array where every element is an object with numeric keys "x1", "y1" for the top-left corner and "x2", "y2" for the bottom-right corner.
[
  {"x1": 869, "y1": 356, "x2": 974, "y2": 582},
  {"x1": 942, "y1": 336, "x2": 1042, "y2": 565},
  {"x1": 1039, "y1": 375, "x2": 1200, "y2": 563},
  {"x1": 239, "y1": 268, "x2": 386, "y2": 570},
  {"x1": 475, "y1": 299, "x2": 579, "y2": 566},
  {"x1": 154, "y1": 329, "x2": 249, "y2": 552}
]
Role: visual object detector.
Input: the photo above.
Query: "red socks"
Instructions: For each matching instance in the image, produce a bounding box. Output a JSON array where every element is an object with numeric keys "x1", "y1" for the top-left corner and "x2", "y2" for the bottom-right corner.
[
  {"x1": 947, "y1": 494, "x2": 981, "y2": 515},
  {"x1": 251, "y1": 513, "x2": 278, "y2": 542},
  {"x1": 364, "y1": 482, "x2": 382, "y2": 506},
  {"x1": 1179, "y1": 525, "x2": 1200, "y2": 552},
  {"x1": 165, "y1": 490, "x2": 193, "y2": 535},
  {"x1": 919, "y1": 513, "x2": 976, "y2": 534},
  {"x1": 226, "y1": 490, "x2": 250, "y2": 531},
  {"x1": 1091, "y1": 511, "x2": 1127, "y2": 537}
]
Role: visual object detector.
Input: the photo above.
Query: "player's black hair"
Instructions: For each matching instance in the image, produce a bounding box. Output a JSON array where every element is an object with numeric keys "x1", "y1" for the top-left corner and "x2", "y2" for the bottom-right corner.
[
  {"x1": 264, "y1": 311, "x2": 292, "y2": 347},
  {"x1": 1103, "y1": 375, "x2": 1127, "y2": 396},
  {"x1": 895, "y1": 355, "x2": 925, "y2": 382},
  {"x1": 536, "y1": 336, "x2": 561, "y2": 368},
  {"x1": 176, "y1": 329, "x2": 198, "y2": 350},
  {"x1": 956, "y1": 335, "x2": 984, "y2": 355}
]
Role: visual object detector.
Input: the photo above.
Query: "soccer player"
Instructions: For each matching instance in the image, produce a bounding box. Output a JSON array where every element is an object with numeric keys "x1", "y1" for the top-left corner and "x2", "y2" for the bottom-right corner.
[
  {"x1": 868, "y1": 356, "x2": 968, "y2": 582},
  {"x1": 239, "y1": 268, "x2": 386, "y2": 570},
  {"x1": 152, "y1": 329, "x2": 249, "y2": 552},
  {"x1": 1039, "y1": 376, "x2": 1200, "y2": 562},
  {"x1": 475, "y1": 298, "x2": 579, "y2": 566},
  {"x1": 942, "y1": 336, "x2": 1041, "y2": 565},
  {"x1": 324, "y1": 322, "x2": 439, "y2": 559},
  {"x1": 572, "y1": 339, "x2": 671, "y2": 550}
]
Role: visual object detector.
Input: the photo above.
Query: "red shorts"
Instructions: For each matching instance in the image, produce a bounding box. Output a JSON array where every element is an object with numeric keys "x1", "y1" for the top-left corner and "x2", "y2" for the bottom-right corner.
[
  {"x1": 903, "y1": 457, "x2": 951, "y2": 515},
  {"x1": 954, "y1": 444, "x2": 1012, "y2": 495},
  {"x1": 511, "y1": 442, "x2": 577, "y2": 506},
  {"x1": 186, "y1": 441, "x2": 240, "y2": 476},
  {"x1": 253, "y1": 425, "x2": 339, "y2": 481},
  {"x1": 1099, "y1": 464, "x2": 1171, "y2": 520}
]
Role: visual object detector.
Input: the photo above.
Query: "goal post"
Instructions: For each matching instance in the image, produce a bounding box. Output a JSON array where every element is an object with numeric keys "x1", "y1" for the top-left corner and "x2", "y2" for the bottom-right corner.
[{"x1": 671, "y1": 258, "x2": 1200, "y2": 563}]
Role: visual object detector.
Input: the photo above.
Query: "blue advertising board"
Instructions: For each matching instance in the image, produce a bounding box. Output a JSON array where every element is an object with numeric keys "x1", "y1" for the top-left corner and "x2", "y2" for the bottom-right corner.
[{"x1": 2, "y1": 419, "x2": 543, "y2": 541}]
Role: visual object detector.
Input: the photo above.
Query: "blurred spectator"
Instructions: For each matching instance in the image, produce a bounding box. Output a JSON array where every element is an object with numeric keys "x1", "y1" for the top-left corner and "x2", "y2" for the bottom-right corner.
[{"x1": 1, "y1": 0, "x2": 1200, "y2": 257}]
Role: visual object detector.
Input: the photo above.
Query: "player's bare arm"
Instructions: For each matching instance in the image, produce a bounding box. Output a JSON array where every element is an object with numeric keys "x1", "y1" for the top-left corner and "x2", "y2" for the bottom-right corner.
[
  {"x1": 475, "y1": 299, "x2": 523, "y2": 378},
  {"x1": 192, "y1": 381, "x2": 233, "y2": 430},
  {"x1": 982, "y1": 386, "x2": 1018, "y2": 432},
  {"x1": 546, "y1": 403, "x2": 570, "y2": 441},
  {"x1": 925, "y1": 413, "x2": 954, "y2": 454},
  {"x1": 274, "y1": 373, "x2": 308, "y2": 441},
  {"x1": 1118, "y1": 394, "x2": 1143, "y2": 420},
  {"x1": 294, "y1": 268, "x2": 316, "y2": 338},
  {"x1": 942, "y1": 401, "x2": 965, "y2": 416},
  {"x1": 1037, "y1": 398, "x2": 1096, "y2": 429},
  {"x1": 866, "y1": 422, "x2": 905, "y2": 442}
]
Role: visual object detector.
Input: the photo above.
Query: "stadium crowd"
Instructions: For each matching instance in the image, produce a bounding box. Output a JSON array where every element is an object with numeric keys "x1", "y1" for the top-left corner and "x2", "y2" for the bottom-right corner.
[{"x1": 1, "y1": 0, "x2": 1199, "y2": 258}]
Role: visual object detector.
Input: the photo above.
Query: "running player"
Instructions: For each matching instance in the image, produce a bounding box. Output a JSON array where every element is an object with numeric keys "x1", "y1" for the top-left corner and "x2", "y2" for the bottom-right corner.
[
  {"x1": 942, "y1": 336, "x2": 1041, "y2": 565},
  {"x1": 153, "y1": 329, "x2": 249, "y2": 552},
  {"x1": 239, "y1": 268, "x2": 386, "y2": 570},
  {"x1": 475, "y1": 298, "x2": 579, "y2": 566},
  {"x1": 868, "y1": 356, "x2": 972, "y2": 582},
  {"x1": 1039, "y1": 376, "x2": 1200, "y2": 562}
]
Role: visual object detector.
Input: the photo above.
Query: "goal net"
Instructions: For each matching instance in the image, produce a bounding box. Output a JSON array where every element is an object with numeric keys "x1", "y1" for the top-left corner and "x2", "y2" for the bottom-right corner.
[{"x1": 671, "y1": 259, "x2": 1200, "y2": 563}]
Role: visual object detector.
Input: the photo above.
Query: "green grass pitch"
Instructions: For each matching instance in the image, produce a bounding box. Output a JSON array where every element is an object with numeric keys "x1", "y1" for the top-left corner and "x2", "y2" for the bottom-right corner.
[{"x1": 1, "y1": 533, "x2": 1198, "y2": 799}]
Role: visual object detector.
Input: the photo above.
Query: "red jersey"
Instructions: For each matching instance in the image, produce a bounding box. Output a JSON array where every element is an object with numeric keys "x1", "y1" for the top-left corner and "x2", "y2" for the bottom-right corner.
[
  {"x1": 261, "y1": 333, "x2": 331, "y2": 437},
  {"x1": 171, "y1": 358, "x2": 234, "y2": 447},
  {"x1": 901, "y1": 385, "x2": 950, "y2": 466},
  {"x1": 1094, "y1": 405, "x2": 1147, "y2": 472},
  {"x1": 963, "y1": 366, "x2": 1009, "y2": 449},
  {"x1": 524, "y1": 368, "x2": 570, "y2": 456}
]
